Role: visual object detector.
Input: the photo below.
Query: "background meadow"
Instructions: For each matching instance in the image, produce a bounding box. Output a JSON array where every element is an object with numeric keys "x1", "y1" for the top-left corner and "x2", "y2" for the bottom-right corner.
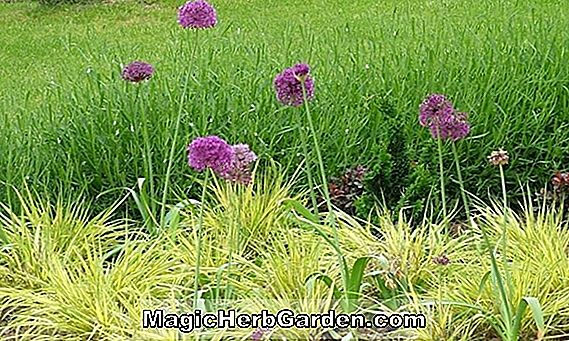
[
  {"x1": 1, "y1": 0, "x2": 569, "y2": 340},
  {"x1": 1, "y1": 0, "x2": 569, "y2": 216}
]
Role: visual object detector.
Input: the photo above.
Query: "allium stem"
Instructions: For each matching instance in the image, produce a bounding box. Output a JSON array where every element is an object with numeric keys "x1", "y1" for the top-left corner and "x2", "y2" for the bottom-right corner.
[
  {"x1": 451, "y1": 143, "x2": 471, "y2": 224},
  {"x1": 498, "y1": 164, "x2": 514, "y2": 300},
  {"x1": 300, "y1": 82, "x2": 350, "y2": 309},
  {"x1": 159, "y1": 30, "x2": 198, "y2": 229},
  {"x1": 451, "y1": 145, "x2": 512, "y2": 326},
  {"x1": 436, "y1": 131, "x2": 448, "y2": 228},
  {"x1": 499, "y1": 165, "x2": 507, "y2": 211},
  {"x1": 194, "y1": 169, "x2": 209, "y2": 311},
  {"x1": 297, "y1": 118, "x2": 319, "y2": 215},
  {"x1": 139, "y1": 84, "x2": 157, "y2": 232}
]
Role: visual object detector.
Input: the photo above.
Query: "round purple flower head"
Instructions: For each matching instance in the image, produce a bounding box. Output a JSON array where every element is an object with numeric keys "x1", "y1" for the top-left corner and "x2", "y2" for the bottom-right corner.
[
  {"x1": 419, "y1": 94, "x2": 454, "y2": 127},
  {"x1": 187, "y1": 136, "x2": 235, "y2": 176},
  {"x1": 251, "y1": 328, "x2": 271, "y2": 341},
  {"x1": 273, "y1": 63, "x2": 314, "y2": 107},
  {"x1": 419, "y1": 94, "x2": 470, "y2": 141},
  {"x1": 223, "y1": 144, "x2": 257, "y2": 185},
  {"x1": 178, "y1": 0, "x2": 217, "y2": 29},
  {"x1": 121, "y1": 61, "x2": 154, "y2": 83}
]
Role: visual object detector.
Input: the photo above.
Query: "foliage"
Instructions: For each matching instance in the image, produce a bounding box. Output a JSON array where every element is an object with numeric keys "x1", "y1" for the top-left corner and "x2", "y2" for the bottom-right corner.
[{"x1": 1, "y1": 0, "x2": 569, "y2": 217}]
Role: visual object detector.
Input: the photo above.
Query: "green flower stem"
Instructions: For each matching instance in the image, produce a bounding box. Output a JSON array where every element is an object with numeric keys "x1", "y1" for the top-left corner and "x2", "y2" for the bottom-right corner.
[
  {"x1": 159, "y1": 30, "x2": 198, "y2": 229},
  {"x1": 296, "y1": 116, "x2": 319, "y2": 216},
  {"x1": 451, "y1": 143, "x2": 471, "y2": 223},
  {"x1": 300, "y1": 83, "x2": 350, "y2": 308},
  {"x1": 451, "y1": 144, "x2": 511, "y2": 325},
  {"x1": 436, "y1": 133, "x2": 448, "y2": 228},
  {"x1": 194, "y1": 169, "x2": 210, "y2": 310},
  {"x1": 139, "y1": 84, "x2": 156, "y2": 231},
  {"x1": 499, "y1": 165, "x2": 507, "y2": 211},
  {"x1": 499, "y1": 164, "x2": 514, "y2": 301}
]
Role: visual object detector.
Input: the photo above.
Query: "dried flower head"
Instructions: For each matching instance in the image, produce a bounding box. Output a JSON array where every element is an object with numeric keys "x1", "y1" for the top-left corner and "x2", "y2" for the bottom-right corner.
[
  {"x1": 187, "y1": 136, "x2": 235, "y2": 176},
  {"x1": 419, "y1": 94, "x2": 470, "y2": 141},
  {"x1": 178, "y1": 0, "x2": 217, "y2": 29},
  {"x1": 433, "y1": 254, "x2": 450, "y2": 266},
  {"x1": 121, "y1": 61, "x2": 154, "y2": 82},
  {"x1": 487, "y1": 149, "x2": 509, "y2": 166},
  {"x1": 273, "y1": 63, "x2": 314, "y2": 107}
]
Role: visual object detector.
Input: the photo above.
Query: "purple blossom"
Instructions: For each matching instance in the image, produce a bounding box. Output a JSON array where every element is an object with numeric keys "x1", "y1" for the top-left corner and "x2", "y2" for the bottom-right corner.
[
  {"x1": 433, "y1": 254, "x2": 450, "y2": 266},
  {"x1": 222, "y1": 144, "x2": 257, "y2": 185},
  {"x1": 419, "y1": 94, "x2": 470, "y2": 141},
  {"x1": 121, "y1": 61, "x2": 154, "y2": 83},
  {"x1": 178, "y1": 0, "x2": 217, "y2": 29},
  {"x1": 419, "y1": 94, "x2": 454, "y2": 127},
  {"x1": 273, "y1": 63, "x2": 314, "y2": 107},
  {"x1": 187, "y1": 136, "x2": 235, "y2": 176},
  {"x1": 251, "y1": 328, "x2": 270, "y2": 340}
]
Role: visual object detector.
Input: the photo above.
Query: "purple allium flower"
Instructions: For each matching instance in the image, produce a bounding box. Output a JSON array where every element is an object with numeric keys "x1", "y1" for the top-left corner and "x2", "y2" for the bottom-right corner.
[
  {"x1": 419, "y1": 94, "x2": 470, "y2": 141},
  {"x1": 121, "y1": 61, "x2": 154, "y2": 83},
  {"x1": 251, "y1": 328, "x2": 270, "y2": 341},
  {"x1": 187, "y1": 136, "x2": 235, "y2": 176},
  {"x1": 419, "y1": 94, "x2": 454, "y2": 127},
  {"x1": 273, "y1": 63, "x2": 314, "y2": 107},
  {"x1": 178, "y1": 0, "x2": 217, "y2": 29},
  {"x1": 432, "y1": 254, "x2": 450, "y2": 266},
  {"x1": 222, "y1": 144, "x2": 257, "y2": 185}
]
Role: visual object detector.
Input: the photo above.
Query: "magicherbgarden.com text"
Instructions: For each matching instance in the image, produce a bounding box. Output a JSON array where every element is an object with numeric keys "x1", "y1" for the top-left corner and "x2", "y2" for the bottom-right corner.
[{"x1": 142, "y1": 309, "x2": 427, "y2": 333}]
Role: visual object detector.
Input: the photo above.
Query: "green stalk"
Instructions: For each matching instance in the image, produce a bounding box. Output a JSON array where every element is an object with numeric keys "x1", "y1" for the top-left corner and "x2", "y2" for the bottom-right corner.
[
  {"x1": 451, "y1": 145, "x2": 511, "y2": 328},
  {"x1": 297, "y1": 116, "x2": 319, "y2": 215},
  {"x1": 499, "y1": 163, "x2": 514, "y2": 309},
  {"x1": 140, "y1": 83, "x2": 156, "y2": 231},
  {"x1": 300, "y1": 82, "x2": 349, "y2": 308},
  {"x1": 159, "y1": 30, "x2": 199, "y2": 229},
  {"x1": 194, "y1": 169, "x2": 210, "y2": 310},
  {"x1": 436, "y1": 133, "x2": 448, "y2": 228},
  {"x1": 451, "y1": 143, "x2": 471, "y2": 223},
  {"x1": 224, "y1": 184, "x2": 240, "y2": 302}
]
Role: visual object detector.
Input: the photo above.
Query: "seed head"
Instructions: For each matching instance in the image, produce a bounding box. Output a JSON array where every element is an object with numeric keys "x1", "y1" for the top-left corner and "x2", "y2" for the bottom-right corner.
[{"x1": 487, "y1": 149, "x2": 509, "y2": 166}]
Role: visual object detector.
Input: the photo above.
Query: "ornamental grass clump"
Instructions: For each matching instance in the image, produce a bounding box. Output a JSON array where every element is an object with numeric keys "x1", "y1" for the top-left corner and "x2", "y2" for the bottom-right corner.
[{"x1": 121, "y1": 61, "x2": 154, "y2": 83}]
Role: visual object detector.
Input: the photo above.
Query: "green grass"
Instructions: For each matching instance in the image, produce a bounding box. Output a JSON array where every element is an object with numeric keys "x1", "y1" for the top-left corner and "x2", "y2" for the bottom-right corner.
[{"x1": 1, "y1": 0, "x2": 569, "y2": 214}]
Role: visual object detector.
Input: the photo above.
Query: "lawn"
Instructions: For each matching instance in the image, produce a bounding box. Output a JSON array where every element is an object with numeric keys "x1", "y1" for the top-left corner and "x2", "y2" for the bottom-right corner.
[{"x1": 1, "y1": 0, "x2": 569, "y2": 339}]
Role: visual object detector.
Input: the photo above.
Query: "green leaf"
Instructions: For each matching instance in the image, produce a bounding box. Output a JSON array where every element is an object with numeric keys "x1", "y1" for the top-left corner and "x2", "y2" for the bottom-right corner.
[
  {"x1": 343, "y1": 257, "x2": 371, "y2": 313},
  {"x1": 510, "y1": 296, "x2": 545, "y2": 340},
  {"x1": 305, "y1": 273, "x2": 342, "y2": 300},
  {"x1": 522, "y1": 297, "x2": 545, "y2": 332},
  {"x1": 283, "y1": 199, "x2": 319, "y2": 224},
  {"x1": 477, "y1": 270, "x2": 491, "y2": 296},
  {"x1": 347, "y1": 257, "x2": 371, "y2": 298}
]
